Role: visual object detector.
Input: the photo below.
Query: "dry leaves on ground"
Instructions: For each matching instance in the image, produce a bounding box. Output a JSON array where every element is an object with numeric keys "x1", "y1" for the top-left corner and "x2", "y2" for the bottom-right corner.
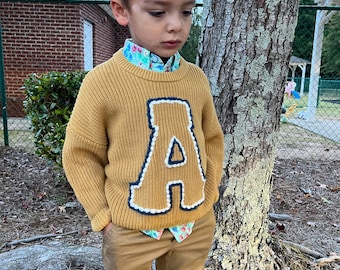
[{"x1": 0, "y1": 146, "x2": 339, "y2": 269}]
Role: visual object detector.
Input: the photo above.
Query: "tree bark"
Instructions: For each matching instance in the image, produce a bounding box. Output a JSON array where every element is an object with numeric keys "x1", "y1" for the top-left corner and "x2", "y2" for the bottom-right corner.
[
  {"x1": 0, "y1": 243, "x2": 103, "y2": 270},
  {"x1": 199, "y1": 1, "x2": 299, "y2": 269}
]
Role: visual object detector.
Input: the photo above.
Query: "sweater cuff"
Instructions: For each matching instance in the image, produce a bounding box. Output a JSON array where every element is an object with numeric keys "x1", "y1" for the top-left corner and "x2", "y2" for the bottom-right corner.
[{"x1": 91, "y1": 208, "x2": 112, "y2": 232}]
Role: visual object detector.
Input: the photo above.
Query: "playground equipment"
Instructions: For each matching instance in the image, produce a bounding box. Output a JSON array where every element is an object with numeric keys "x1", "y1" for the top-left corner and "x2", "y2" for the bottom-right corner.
[
  {"x1": 281, "y1": 81, "x2": 300, "y2": 123},
  {"x1": 285, "y1": 81, "x2": 301, "y2": 100},
  {"x1": 281, "y1": 104, "x2": 298, "y2": 123}
]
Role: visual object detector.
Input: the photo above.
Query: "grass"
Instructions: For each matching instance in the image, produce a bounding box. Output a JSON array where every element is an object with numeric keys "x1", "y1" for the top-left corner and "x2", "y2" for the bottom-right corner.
[
  {"x1": 0, "y1": 130, "x2": 35, "y2": 152},
  {"x1": 277, "y1": 119, "x2": 340, "y2": 160},
  {"x1": 1, "y1": 101, "x2": 339, "y2": 161},
  {"x1": 2, "y1": 124, "x2": 339, "y2": 161},
  {"x1": 278, "y1": 123, "x2": 335, "y2": 145},
  {"x1": 283, "y1": 91, "x2": 340, "y2": 119}
]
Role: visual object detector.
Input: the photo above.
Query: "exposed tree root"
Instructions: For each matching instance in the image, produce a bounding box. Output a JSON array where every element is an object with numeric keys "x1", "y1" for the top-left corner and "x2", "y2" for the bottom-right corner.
[
  {"x1": 1, "y1": 229, "x2": 91, "y2": 249},
  {"x1": 0, "y1": 243, "x2": 103, "y2": 270},
  {"x1": 271, "y1": 237, "x2": 340, "y2": 270}
]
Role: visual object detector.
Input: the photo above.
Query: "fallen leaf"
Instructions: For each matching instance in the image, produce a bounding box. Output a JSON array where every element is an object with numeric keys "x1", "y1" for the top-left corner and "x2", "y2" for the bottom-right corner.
[
  {"x1": 307, "y1": 221, "x2": 317, "y2": 227},
  {"x1": 289, "y1": 208, "x2": 298, "y2": 214},
  {"x1": 58, "y1": 206, "x2": 66, "y2": 213},
  {"x1": 81, "y1": 229, "x2": 88, "y2": 236},
  {"x1": 299, "y1": 187, "x2": 312, "y2": 196},
  {"x1": 321, "y1": 197, "x2": 332, "y2": 204},
  {"x1": 276, "y1": 223, "x2": 286, "y2": 232},
  {"x1": 65, "y1": 201, "x2": 81, "y2": 208},
  {"x1": 276, "y1": 194, "x2": 286, "y2": 204},
  {"x1": 37, "y1": 192, "x2": 47, "y2": 200},
  {"x1": 330, "y1": 185, "x2": 340, "y2": 192},
  {"x1": 316, "y1": 182, "x2": 327, "y2": 189},
  {"x1": 2, "y1": 216, "x2": 8, "y2": 223},
  {"x1": 56, "y1": 228, "x2": 64, "y2": 234},
  {"x1": 22, "y1": 201, "x2": 29, "y2": 209},
  {"x1": 49, "y1": 224, "x2": 57, "y2": 234}
]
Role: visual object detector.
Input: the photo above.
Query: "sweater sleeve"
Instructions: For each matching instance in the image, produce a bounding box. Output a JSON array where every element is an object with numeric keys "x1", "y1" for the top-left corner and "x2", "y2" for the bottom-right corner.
[
  {"x1": 62, "y1": 72, "x2": 111, "y2": 232},
  {"x1": 202, "y1": 90, "x2": 224, "y2": 202}
]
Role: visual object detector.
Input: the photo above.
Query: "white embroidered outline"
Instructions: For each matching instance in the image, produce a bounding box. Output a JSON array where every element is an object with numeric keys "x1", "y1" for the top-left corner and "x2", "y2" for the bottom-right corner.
[
  {"x1": 165, "y1": 136, "x2": 187, "y2": 168},
  {"x1": 128, "y1": 97, "x2": 206, "y2": 215}
]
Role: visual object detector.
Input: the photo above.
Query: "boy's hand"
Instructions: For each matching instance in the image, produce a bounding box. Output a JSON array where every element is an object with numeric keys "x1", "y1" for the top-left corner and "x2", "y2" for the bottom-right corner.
[{"x1": 102, "y1": 222, "x2": 113, "y2": 236}]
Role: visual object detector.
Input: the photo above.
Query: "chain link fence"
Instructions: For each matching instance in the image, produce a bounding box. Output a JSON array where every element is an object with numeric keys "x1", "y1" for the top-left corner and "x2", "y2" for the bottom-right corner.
[
  {"x1": 1, "y1": 2, "x2": 340, "y2": 160},
  {"x1": 0, "y1": 0, "x2": 128, "y2": 153},
  {"x1": 277, "y1": 4, "x2": 340, "y2": 160}
]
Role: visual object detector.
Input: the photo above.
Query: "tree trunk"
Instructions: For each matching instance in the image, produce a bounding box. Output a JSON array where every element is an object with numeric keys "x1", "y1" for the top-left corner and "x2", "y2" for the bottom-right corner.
[{"x1": 198, "y1": 1, "x2": 299, "y2": 269}]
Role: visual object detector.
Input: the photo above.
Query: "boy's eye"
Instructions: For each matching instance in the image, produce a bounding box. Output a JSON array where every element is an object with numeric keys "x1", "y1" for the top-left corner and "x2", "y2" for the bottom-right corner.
[
  {"x1": 183, "y1": 10, "x2": 193, "y2": 16},
  {"x1": 149, "y1": 11, "x2": 165, "y2": 17}
]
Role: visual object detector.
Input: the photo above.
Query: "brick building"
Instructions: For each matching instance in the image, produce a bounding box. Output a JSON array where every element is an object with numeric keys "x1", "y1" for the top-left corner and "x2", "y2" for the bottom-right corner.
[{"x1": 0, "y1": 2, "x2": 130, "y2": 116}]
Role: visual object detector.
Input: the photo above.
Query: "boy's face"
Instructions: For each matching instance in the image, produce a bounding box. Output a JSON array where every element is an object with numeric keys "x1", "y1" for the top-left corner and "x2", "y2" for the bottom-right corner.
[{"x1": 117, "y1": 0, "x2": 195, "y2": 58}]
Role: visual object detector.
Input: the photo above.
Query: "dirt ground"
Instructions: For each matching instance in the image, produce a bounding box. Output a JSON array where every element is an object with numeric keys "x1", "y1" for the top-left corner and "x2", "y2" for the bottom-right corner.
[{"x1": 0, "y1": 145, "x2": 339, "y2": 269}]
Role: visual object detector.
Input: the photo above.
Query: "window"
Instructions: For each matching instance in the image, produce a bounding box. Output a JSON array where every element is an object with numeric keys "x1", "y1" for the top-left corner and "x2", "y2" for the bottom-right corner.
[{"x1": 84, "y1": 20, "x2": 93, "y2": 71}]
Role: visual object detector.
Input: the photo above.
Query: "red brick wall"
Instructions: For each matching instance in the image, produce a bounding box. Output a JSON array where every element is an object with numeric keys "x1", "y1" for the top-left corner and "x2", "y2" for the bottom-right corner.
[
  {"x1": 80, "y1": 5, "x2": 130, "y2": 66},
  {"x1": 0, "y1": 2, "x2": 130, "y2": 117}
]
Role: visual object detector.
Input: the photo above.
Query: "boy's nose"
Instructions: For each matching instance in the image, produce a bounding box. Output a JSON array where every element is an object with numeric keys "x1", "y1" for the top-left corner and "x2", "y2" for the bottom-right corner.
[{"x1": 166, "y1": 14, "x2": 182, "y2": 32}]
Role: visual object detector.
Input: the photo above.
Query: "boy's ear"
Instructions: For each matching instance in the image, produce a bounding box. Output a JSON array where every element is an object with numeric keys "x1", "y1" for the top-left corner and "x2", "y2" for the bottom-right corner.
[{"x1": 110, "y1": 0, "x2": 129, "y2": 26}]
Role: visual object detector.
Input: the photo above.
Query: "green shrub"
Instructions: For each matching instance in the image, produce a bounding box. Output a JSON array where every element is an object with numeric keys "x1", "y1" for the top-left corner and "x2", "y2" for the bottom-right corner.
[{"x1": 23, "y1": 71, "x2": 86, "y2": 166}]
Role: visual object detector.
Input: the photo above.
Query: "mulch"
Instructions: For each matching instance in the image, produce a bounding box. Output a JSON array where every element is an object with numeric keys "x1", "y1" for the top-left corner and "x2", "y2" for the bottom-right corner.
[{"x1": 0, "y1": 146, "x2": 339, "y2": 269}]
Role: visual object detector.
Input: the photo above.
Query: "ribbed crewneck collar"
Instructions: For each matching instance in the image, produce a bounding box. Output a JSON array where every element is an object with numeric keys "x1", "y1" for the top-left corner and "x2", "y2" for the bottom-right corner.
[{"x1": 113, "y1": 49, "x2": 189, "y2": 82}]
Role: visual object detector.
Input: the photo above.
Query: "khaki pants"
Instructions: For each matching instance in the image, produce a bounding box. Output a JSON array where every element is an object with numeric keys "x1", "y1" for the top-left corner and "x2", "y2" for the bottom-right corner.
[{"x1": 102, "y1": 209, "x2": 216, "y2": 270}]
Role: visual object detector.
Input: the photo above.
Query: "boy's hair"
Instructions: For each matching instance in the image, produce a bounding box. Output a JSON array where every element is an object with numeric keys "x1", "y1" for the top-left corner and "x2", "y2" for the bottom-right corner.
[{"x1": 121, "y1": 0, "x2": 129, "y2": 8}]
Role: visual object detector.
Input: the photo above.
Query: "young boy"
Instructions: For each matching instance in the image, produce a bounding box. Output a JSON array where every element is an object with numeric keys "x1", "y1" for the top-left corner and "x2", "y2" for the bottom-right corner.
[{"x1": 62, "y1": 0, "x2": 224, "y2": 269}]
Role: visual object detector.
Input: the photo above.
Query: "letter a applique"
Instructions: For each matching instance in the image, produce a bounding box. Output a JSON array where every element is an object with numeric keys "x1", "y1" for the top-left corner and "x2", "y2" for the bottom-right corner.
[{"x1": 129, "y1": 98, "x2": 206, "y2": 215}]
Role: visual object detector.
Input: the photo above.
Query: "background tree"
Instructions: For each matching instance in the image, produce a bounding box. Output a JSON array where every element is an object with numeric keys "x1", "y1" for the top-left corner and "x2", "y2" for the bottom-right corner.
[
  {"x1": 180, "y1": 8, "x2": 201, "y2": 63},
  {"x1": 293, "y1": 0, "x2": 316, "y2": 61},
  {"x1": 322, "y1": 11, "x2": 340, "y2": 78},
  {"x1": 198, "y1": 1, "x2": 299, "y2": 269}
]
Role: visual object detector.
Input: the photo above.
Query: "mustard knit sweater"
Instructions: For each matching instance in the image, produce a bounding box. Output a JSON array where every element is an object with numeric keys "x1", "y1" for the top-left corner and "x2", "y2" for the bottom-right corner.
[{"x1": 62, "y1": 49, "x2": 224, "y2": 232}]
